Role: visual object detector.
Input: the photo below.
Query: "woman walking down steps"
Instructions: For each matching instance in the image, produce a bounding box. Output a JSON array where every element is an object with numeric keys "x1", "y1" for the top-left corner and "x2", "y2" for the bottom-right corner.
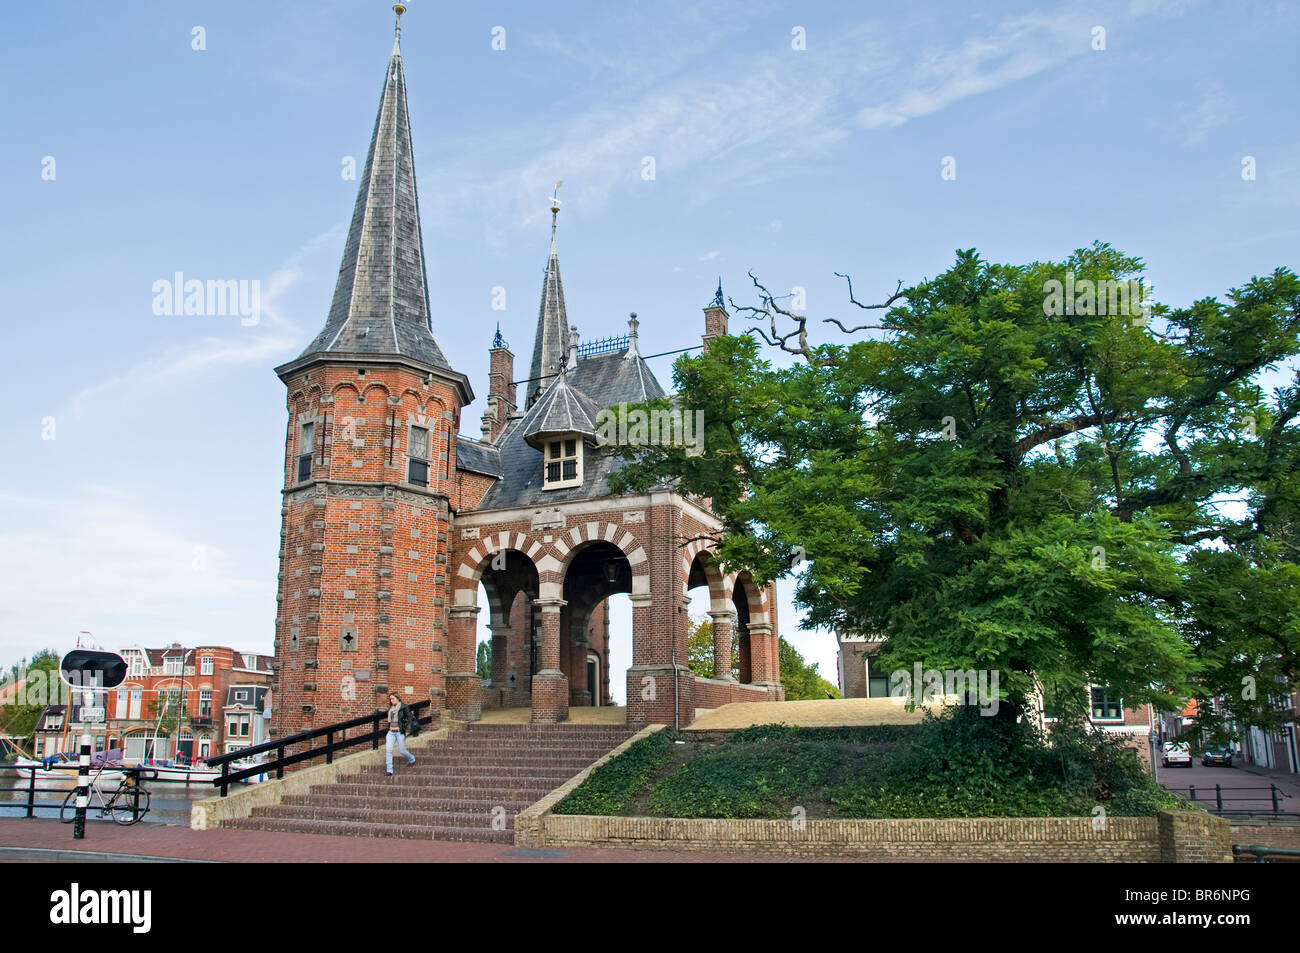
[{"x1": 385, "y1": 692, "x2": 418, "y2": 776}]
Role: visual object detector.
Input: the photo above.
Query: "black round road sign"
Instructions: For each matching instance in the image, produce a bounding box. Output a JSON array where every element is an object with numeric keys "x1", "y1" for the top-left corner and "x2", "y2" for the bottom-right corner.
[{"x1": 59, "y1": 650, "x2": 127, "y2": 689}]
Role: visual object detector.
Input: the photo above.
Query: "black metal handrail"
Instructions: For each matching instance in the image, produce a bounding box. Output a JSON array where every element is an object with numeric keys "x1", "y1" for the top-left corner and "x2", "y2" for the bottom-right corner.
[
  {"x1": 1166, "y1": 783, "x2": 1295, "y2": 814},
  {"x1": 0, "y1": 764, "x2": 157, "y2": 819},
  {"x1": 205, "y1": 700, "x2": 435, "y2": 797},
  {"x1": 1233, "y1": 844, "x2": 1300, "y2": 862}
]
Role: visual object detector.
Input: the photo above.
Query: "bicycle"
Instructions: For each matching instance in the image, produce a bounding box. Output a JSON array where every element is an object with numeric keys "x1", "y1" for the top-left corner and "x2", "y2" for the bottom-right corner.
[{"x1": 59, "y1": 766, "x2": 152, "y2": 826}]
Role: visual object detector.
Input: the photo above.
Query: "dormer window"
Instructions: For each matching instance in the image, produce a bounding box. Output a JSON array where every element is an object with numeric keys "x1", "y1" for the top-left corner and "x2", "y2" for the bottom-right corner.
[
  {"x1": 544, "y1": 437, "x2": 582, "y2": 489},
  {"x1": 408, "y1": 425, "x2": 430, "y2": 486},
  {"x1": 297, "y1": 422, "x2": 314, "y2": 483}
]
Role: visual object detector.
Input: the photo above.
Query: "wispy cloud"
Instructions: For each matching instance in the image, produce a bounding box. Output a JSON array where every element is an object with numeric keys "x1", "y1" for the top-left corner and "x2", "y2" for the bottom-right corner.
[
  {"x1": 422, "y1": 1, "x2": 1201, "y2": 239},
  {"x1": 64, "y1": 228, "x2": 340, "y2": 420},
  {"x1": 1164, "y1": 80, "x2": 1234, "y2": 146}
]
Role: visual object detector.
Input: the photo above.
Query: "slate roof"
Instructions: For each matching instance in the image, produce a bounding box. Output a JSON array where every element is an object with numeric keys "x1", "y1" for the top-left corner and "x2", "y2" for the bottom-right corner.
[
  {"x1": 224, "y1": 686, "x2": 269, "y2": 710},
  {"x1": 526, "y1": 224, "x2": 569, "y2": 409},
  {"x1": 292, "y1": 32, "x2": 451, "y2": 372},
  {"x1": 474, "y1": 347, "x2": 668, "y2": 510},
  {"x1": 520, "y1": 370, "x2": 601, "y2": 448},
  {"x1": 455, "y1": 437, "x2": 503, "y2": 478}
]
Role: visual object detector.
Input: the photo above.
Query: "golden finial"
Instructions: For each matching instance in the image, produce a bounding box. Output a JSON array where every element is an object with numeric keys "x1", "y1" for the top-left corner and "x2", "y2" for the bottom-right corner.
[{"x1": 550, "y1": 180, "x2": 563, "y2": 217}]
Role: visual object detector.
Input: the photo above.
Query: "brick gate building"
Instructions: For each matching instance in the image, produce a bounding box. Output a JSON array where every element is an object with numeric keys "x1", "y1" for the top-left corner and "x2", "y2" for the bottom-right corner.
[{"x1": 269, "y1": 12, "x2": 780, "y2": 741}]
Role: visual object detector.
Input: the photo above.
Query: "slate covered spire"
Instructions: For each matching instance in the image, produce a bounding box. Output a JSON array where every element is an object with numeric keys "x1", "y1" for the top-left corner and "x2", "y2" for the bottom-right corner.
[
  {"x1": 526, "y1": 192, "x2": 571, "y2": 408},
  {"x1": 295, "y1": 7, "x2": 451, "y2": 370}
]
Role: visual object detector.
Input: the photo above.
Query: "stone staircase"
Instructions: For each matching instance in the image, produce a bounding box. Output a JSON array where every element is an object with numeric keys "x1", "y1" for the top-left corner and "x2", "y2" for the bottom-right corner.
[{"x1": 223, "y1": 722, "x2": 636, "y2": 843}]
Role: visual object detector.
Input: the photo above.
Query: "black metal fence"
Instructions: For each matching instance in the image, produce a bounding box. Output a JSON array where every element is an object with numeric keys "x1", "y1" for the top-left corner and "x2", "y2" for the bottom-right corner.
[
  {"x1": 0, "y1": 764, "x2": 156, "y2": 820},
  {"x1": 1166, "y1": 783, "x2": 1295, "y2": 815},
  {"x1": 204, "y1": 700, "x2": 435, "y2": 797}
]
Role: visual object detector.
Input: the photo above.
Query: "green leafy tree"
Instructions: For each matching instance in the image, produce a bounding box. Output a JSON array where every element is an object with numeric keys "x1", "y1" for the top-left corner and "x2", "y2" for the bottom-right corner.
[
  {"x1": 0, "y1": 648, "x2": 62, "y2": 751},
  {"x1": 476, "y1": 640, "x2": 492, "y2": 682},
  {"x1": 779, "y1": 637, "x2": 841, "y2": 700},
  {"x1": 609, "y1": 244, "x2": 1300, "y2": 725},
  {"x1": 687, "y1": 617, "x2": 736, "y2": 678}
]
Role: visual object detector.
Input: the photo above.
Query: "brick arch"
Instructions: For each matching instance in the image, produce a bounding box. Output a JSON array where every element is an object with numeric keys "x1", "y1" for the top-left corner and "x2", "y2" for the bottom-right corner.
[
  {"x1": 360, "y1": 381, "x2": 391, "y2": 403},
  {"x1": 550, "y1": 521, "x2": 650, "y2": 601},
  {"x1": 330, "y1": 381, "x2": 361, "y2": 401},
  {"x1": 731, "y1": 569, "x2": 770, "y2": 626},
  {"x1": 681, "y1": 542, "x2": 729, "y2": 611},
  {"x1": 452, "y1": 531, "x2": 548, "y2": 604}
]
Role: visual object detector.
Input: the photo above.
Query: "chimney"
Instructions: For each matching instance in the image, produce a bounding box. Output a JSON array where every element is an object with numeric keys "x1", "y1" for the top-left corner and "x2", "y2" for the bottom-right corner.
[
  {"x1": 481, "y1": 325, "x2": 516, "y2": 444},
  {"x1": 703, "y1": 278, "x2": 728, "y2": 352}
]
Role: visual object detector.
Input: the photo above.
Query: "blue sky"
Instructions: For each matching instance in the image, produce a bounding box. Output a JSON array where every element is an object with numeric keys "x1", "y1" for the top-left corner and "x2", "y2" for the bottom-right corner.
[{"x1": 2, "y1": 0, "x2": 1297, "y2": 696}]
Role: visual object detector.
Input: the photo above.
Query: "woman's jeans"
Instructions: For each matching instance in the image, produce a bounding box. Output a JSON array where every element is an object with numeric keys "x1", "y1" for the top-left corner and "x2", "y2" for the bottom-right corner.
[{"x1": 386, "y1": 730, "x2": 415, "y2": 772}]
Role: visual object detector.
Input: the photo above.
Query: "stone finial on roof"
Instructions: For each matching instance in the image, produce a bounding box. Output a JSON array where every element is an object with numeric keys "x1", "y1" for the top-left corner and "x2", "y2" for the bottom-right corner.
[{"x1": 627, "y1": 312, "x2": 639, "y2": 356}]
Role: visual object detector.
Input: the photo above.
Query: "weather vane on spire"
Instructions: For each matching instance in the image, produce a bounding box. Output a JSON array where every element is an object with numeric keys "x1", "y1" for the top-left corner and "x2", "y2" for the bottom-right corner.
[{"x1": 550, "y1": 180, "x2": 563, "y2": 231}]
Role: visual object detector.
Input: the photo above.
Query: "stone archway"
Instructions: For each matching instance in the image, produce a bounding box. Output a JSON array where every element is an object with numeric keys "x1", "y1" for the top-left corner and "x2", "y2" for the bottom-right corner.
[
  {"x1": 561, "y1": 541, "x2": 632, "y2": 709},
  {"x1": 447, "y1": 539, "x2": 541, "y2": 721}
]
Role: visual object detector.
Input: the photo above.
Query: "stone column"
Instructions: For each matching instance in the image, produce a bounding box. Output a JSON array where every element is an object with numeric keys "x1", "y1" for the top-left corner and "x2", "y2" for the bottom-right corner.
[
  {"x1": 709, "y1": 609, "x2": 736, "y2": 682},
  {"x1": 445, "y1": 604, "x2": 482, "y2": 721},
  {"x1": 530, "y1": 598, "x2": 568, "y2": 723},
  {"x1": 747, "y1": 621, "x2": 782, "y2": 699},
  {"x1": 487, "y1": 623, "x2": 511, "y2": 686}
]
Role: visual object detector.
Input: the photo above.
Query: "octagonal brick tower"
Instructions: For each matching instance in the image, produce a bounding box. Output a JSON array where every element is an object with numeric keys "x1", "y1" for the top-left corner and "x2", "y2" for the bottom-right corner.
[{"x1": 270, "y1": 17, "x2": 473, "y2": 739}]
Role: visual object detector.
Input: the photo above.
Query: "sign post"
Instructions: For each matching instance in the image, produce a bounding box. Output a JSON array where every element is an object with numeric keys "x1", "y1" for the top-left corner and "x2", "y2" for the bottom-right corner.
[{"x1": 58, "y1": 650, "x2": 126, "y2": 840}]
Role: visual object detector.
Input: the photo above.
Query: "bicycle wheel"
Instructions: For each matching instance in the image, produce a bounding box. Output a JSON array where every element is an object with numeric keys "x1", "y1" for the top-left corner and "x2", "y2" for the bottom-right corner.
[
  {"x1": 59, "y1": 788, "x2": 77, "y2": 823},
  {"x1": 109, "y1": 787, "x2": 149, "y2": 825}
]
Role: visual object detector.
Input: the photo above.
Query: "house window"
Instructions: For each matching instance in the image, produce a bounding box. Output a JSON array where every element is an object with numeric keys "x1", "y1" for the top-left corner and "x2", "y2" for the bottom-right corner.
[
  {"x1": 164, "y1": 657, "x2": 181, "y2": 676},
  {"x1": 236, "y1": 690, "x2": 248, "y2": 702},
  {"x1": 544, "y1": 437, "x2": 581, "y2": 488},
  {"x1": 199, "y1": 690, "x2": 211, "y2": 717},
  {"x1": 200, "y1": 656, "x2": 213, "y2": 675},
  {"x1": 1090, "y1": 686, "x2": 1122, "y2": 721},
  {"x1": 115, "y1": 691, "x2": 127, "y2": 719},
  {"x1": 298, "y1": 422, "x2": 314, "y2": 483},
  {"x1": 128, "y1": 653, "x2": 144, "y2": 677},
  {"x1": 408, "y1": 425, "x2": 430, "y2": 486}
]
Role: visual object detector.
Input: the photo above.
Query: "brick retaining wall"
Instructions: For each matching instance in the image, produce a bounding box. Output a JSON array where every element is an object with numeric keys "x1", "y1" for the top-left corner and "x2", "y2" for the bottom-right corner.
[{"x1": 519, "y1": 774, "x2": 1230, "y2": 861}]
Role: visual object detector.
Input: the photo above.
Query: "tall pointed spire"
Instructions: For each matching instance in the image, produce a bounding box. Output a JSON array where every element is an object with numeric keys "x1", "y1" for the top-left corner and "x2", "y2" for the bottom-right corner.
[
  {"x1": 293, "y1": 4, "x2": 452, "y2": 371},
  {"x1": 526, "y1": 182, "x2": 570, "y2": 407}
]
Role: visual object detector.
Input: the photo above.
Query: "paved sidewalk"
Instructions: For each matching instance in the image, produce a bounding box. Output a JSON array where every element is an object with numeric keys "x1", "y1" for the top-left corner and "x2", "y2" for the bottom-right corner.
[
  {"x1": 687, "y1": 698, "x2": 930, "y2": 730},
  {"x1": 0, "y1": 819, "x2": 829, "y2": 863}
]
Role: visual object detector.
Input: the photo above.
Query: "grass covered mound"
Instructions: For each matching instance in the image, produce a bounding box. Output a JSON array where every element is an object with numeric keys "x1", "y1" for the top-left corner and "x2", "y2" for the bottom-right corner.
[
  {"x1": 552, "y1": 730, "x2": 676, "y2": 815},
  {"x1": 553, "y1": 711, "x2": 1187, "y2": 820}
]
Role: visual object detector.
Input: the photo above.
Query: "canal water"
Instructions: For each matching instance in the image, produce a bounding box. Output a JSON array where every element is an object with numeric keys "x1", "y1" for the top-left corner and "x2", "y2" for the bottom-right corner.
[{"x1": 0, "y1": 772, "x2": 220, "y2": 825}]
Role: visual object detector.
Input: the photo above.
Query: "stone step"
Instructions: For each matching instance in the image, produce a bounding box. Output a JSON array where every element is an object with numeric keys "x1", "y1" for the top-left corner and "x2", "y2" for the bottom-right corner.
[
  {"x1": 323, "y1": 781, "x2": 557, "y2": 800},
  {"x1": 224, "y1": 816, "x2": 514, "y2": 844},
  {"x1": 358, "y1": 758, "x2": 594, "y2": 773},
  {"x1": 253, "y1": 803, "x2": 517, "y2": 829},
  {"x1": 430, "y1": 739, "x2": 630, "y2": 751},
  {"x1": 283, "y1": 793, "x2": 535, "y2": 813},
  {"x1": 467, "y1": 722, "x2": 634, "y2": 733},
  {"x1": 356, "y1": 764, "x2": 579, "y2": 780}
]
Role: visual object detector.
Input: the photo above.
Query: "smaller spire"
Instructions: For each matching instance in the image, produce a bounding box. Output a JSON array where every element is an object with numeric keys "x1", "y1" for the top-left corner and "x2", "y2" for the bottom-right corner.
[
  {"x1": 712, "y1": 277, "x2": 725, "y2": 309},
  {"x1": 392, "y1": 3, "x2": 405, "y2": 55},
  {"x1": 492, "y1": 322, "x2": 509, "y2": 350}
]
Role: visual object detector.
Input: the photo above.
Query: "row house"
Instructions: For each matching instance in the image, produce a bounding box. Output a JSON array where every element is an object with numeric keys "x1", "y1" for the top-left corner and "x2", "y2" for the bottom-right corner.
[
  {"x1": 836, "y1": 630, "x2": 1158, "y2": 770},
  {"x1": 107, "y1": 644, "x2": 273, "y2": 763}
]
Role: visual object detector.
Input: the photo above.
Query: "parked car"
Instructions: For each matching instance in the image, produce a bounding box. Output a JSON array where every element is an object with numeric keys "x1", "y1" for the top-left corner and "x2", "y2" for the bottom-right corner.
[
  {"x1": 1162, "y1": 741, "x2": 1192, "y2": 768},
  {"x1": 1201, "y1": 747, "x2": 1234, "y2": 767}
]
